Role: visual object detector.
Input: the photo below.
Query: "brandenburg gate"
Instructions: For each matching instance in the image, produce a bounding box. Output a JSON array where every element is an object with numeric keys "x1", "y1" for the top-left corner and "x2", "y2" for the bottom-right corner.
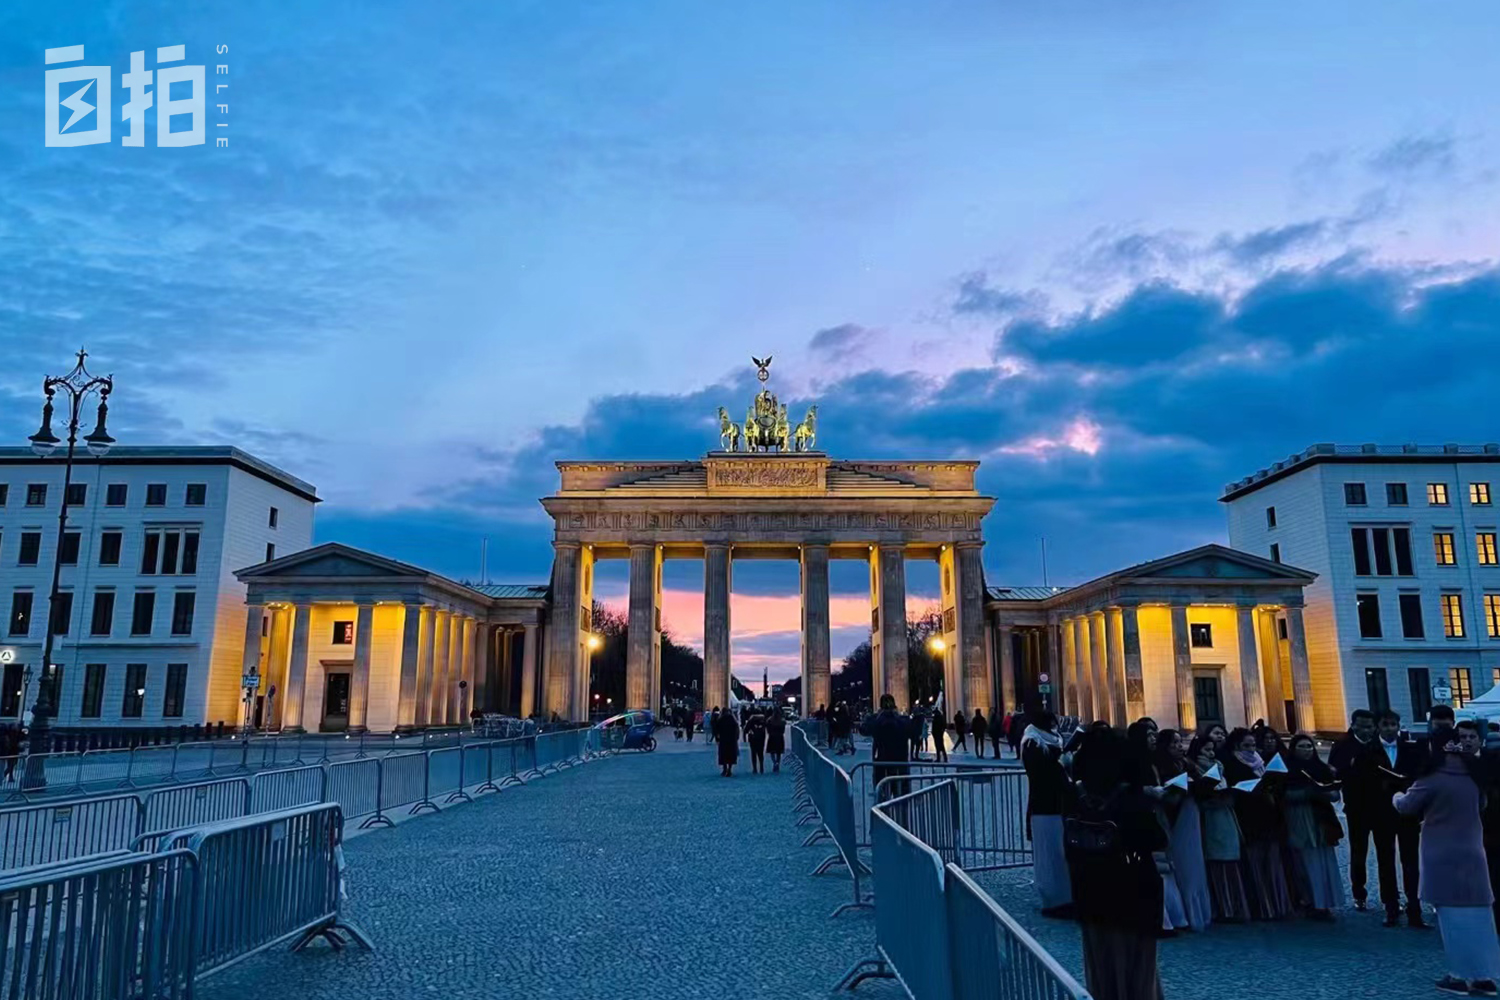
[{"x1": 539, "y1": 359, "x2": 997, "y2": 719}]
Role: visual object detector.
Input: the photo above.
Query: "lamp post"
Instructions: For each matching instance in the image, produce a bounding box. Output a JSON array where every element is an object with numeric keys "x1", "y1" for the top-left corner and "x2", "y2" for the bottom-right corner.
[
  {"x1": 18, "y1": 665, "x2": 32, "y2": 721},
  {"x1": 24, "y1": 350, "x2": 113, "y2": 786}
]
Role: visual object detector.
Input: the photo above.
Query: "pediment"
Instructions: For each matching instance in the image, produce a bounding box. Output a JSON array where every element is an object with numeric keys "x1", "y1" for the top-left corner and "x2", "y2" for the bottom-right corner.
[
  {"x1": 237, "y1": 542, "x2": 426, "y2": 580},
  {"x1": 1126, "y1": 545, "x2": 1314, "y2": 582}
]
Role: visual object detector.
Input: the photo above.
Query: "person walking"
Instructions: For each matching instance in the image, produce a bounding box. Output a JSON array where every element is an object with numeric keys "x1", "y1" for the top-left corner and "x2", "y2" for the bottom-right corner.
[
  {"x1": 1021, "y1": 711, "x2": 1073, "y2": 917},
  {"x1": 990, "y1": 708, "x2": 1005, "y2": 759},
  {"x1": 766, "y1": 710, "x2": 786, "y2": 772},
  {"x1": 745, "y1": 709, "x2": 768, "y2": 775},
  {"x1": 717, "y1": 709, "x2": 740, "y2": 777},
  {"x1": 1008, "y1": 709, "x2": 1027, "y2": 758},
  {"x1": 972, "y1": 709, "x2": 989, "y2": 760},
  {"x1": 1395, "y1": 727, "x2": 1500, "y2": 996},
  {"x1": 908, "y1": 710, "x2": 925, "y2": 762},
  {"x1": 1066, "y1": 726, "x2": 1167, "y2": 1000},
  {"x1": 931, "y1": 709, "x2": 949, "y2": 763},
  {"x1": 952, "y1": 709, "x2": 969, "y2": 754},
  {"x1": 1329, "y1": 709, "x2": 1377, "y2": 910},
  {"x1": 707, "y1": 707, "x2": 720, "y2": 745},
  {"x1": 1283, "y1": 733, "x2": 1345, "y2": 920},
  {"x1": 861, "y1": 694, "x2": 912, "y2": 799}
]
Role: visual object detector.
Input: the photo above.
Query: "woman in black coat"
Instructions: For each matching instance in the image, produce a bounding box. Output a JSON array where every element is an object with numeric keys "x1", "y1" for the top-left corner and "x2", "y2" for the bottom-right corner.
[
  {"x1": 972, "y1": 710, "x2": 989, "y2": 759},
  {"x1": 745, "y1": 711, "x2": 768, "y2": 774},
  {"x1": 931, "y1": 710, "x2": 949, "y2": 762},
  {"x1": 952, "y1": 709, "x2": 969, "y2": 753},
  {"x1": 766, "y1": 711, "x2": 787, "y2": 772},
  {"x1": 718, "y1": 711, "x2": 741, "y2": 776}
]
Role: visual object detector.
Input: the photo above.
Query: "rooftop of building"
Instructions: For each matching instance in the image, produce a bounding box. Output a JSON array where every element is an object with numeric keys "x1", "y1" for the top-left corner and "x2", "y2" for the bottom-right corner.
[
  {"x1": 985, "y1": 585, "x2": 1069, "y2": 602},
  {"x1": 468, "y1": 583, "x2": 550, "y2": 600},
  {"x1": 1221, "y1": 443, "x2": 1500, "y2": 502},
  {"x1": 0, "y1": 445, "x2": 318, "y2": 502}
]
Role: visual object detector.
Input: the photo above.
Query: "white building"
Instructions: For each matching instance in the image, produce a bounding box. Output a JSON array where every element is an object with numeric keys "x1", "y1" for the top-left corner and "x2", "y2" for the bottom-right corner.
[
  {"x1": 1224, "y1": 443, "x2": 1500, "y2": 730},
  {"x1": 0, "y1": 447, "x2": 317, "y2": 729}
]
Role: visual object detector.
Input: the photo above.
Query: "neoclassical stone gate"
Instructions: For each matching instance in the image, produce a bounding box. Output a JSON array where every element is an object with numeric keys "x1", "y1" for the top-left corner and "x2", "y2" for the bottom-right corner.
[{"x1": 539, "y1": 451, "x2": 996, "y2": 718}]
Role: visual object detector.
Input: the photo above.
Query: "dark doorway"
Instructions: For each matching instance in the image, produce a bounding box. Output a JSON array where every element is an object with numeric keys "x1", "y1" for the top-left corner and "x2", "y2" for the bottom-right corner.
[
  {"x1": 321, "y1": 669, "x2": 351, "y2": 731},
  {"x1": 1192, "y1": 671, "x2": 1223, "y2": 726}
]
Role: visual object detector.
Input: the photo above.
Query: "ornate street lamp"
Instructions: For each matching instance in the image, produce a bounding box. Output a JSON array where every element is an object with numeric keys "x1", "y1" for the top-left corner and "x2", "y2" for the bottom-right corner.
[{"x1": 23, "y1": 350, "x2": 113, "y2": 787}]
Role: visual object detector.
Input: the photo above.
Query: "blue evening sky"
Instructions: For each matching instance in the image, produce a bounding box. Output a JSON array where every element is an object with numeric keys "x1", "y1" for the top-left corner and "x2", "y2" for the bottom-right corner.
[{"x1": 4, "y1": 2, "x2": 1499, "y2": 680}]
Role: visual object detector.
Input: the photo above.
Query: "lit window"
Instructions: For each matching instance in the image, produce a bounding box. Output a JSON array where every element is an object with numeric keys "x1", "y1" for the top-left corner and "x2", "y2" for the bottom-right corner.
[
  {"x1": 1442, "y1": 594, "x2": 1466, "y2": 638},
  {"x1": 1434, "y1": 532, "x2": 1457, "y2": 566},
  {"x1": 1428, "y1": 483, "x2": 1450, "y2": 506},
  {"x1": 332, "y1": 621, "x2": 354, "y2": 645},
  {"x1": 1479, "y1": 532, "x2": 1499, "y2": 567},
  {"x1": 1450, "y1": 667, "x2": 1473, "y2": 708},
  {"x1": 1472, "y1": 483, "x2": 1492, "y2": 506},
  {"x1": 1190, "y1": 623, "x2": 1213, "y2": 648},
  {"x1": 1486, "y1": 595, "x2": 1500, "y2": 639}
]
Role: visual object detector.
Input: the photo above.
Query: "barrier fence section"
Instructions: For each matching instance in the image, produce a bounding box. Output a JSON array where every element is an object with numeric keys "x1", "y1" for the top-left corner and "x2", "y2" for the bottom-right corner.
[
  {"x1": 873, "y1": 770, "x2": 1031, "y2": 871},
  {"x1": 849, "y1": 760, "x2": 1024, "y2": 850},
  {"x1": 835, "y1": 777, "x2": 1091, "y2": 1000},
  {"x1": 793, "y1": 725, "x2": 870, "y2": 918}
]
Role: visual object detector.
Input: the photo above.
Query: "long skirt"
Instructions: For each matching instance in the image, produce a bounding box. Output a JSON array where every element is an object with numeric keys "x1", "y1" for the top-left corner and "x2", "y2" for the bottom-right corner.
[
  {"x1": 1207, "y1": 860, "x2": 1252, "y2": 922},
  {"x1": 1080, "y1": 923, "x2": 1164, "y2": 1000},
  {"x1": 1291, "y1": 845, "x2": 1346, "y2": 911},
  {"x1": 1168, "y1": 800, "x2": 1213, "y2": 931},
  {"x1": 1242, "y1": 840, "x2": 1294, "y2": 920},
  {"x1": 1437, "y1": 906, "x2": 1500, "y2": 982},
  {"x1": 1031, "y1": 814, "x2": 1073, "y2": 910},
  {"x1": 1162, "y1": 870, "x2": 1188, "y2": 930}
]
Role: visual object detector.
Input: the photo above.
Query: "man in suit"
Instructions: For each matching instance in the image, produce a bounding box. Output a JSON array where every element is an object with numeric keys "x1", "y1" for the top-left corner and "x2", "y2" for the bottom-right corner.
[
  {"x1": 1359, "y1": 709, "x2": 1431, "y2": 928},
  {"x1": 1330, "y1": 709, "x2": 1377, "y2": 910}
]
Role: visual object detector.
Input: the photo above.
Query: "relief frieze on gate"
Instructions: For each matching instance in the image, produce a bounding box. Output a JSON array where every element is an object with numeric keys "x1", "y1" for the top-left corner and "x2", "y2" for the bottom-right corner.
[{"x1": 554, "y1": 507, "x2": 984, "y2": 538}]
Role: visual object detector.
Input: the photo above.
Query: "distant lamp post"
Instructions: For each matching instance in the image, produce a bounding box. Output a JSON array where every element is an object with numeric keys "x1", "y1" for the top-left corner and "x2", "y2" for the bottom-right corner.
[
  {"x1": 23, "y1": 350, "x2": 113, "y2": 787},
  {"x1": 459, "y1": 679, "x2": 469, "y2": 723},
  {"x1": 18, "y1": 665, "x2": 32, "y2": 721}
]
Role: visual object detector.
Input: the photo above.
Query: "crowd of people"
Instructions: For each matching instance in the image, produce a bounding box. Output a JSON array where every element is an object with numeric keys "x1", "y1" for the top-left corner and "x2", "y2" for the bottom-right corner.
[
  {"x1": 1019, "y1": 704, "x2": 1500, "y2": 998},
  {"x1": 693, "y1": 705, "x2": 788, "y2": 777}
]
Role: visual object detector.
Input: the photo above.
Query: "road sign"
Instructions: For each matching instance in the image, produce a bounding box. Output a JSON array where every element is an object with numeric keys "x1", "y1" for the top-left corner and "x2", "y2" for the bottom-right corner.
[
  {"x1": 241, "y1": 673, "x2": 260, "y2": 690},
  {"x1": 1038, "y1": 672, "x2": 1049, "y2": 683},
  {"x1": 1038, "y1": 683, "x2": 1053, "y2": 694},
  {"x1": 1433, "y1": 683, "x2": 1453, "y2": 702}
]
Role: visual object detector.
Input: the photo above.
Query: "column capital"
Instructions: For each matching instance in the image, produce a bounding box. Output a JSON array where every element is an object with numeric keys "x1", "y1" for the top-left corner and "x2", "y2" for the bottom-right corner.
[
  {"x1": 403, "y1": 597, "x2": 426, "y2": 608},
  {"x1": 1284, "y1": 599, "x2": 1306, "y2": 611},
  {"x1": 354, "y1": 598, "x2": 377, "y2": 608},
  {"x1": 703, "y1": 540, "x2": 730, "y2": 552},
  {"x1": 996, "y1": 622, "x2": 1014, "y2": 634},
  {"x1": 876, "y1": 541, "x2": 906, "y2": 554},
  {"x1": 952, "y1": 540, "x2": 984, "y2": 551},
  {"x1": 1168, "y1": 599, "x2": 1192, "y2": 610},
  {"x1": 1234, "y1": 597, "x2": 1261, "y2": 610},
  {"x1": 1113, "y1": 598, "x2": 1142, "y2": 610}
]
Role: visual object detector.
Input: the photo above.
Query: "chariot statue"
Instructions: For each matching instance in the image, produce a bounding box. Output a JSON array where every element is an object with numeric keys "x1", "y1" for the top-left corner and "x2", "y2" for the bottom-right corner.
[{"x1": 717, "y1": 356, "x2": 819, "y2": 453}]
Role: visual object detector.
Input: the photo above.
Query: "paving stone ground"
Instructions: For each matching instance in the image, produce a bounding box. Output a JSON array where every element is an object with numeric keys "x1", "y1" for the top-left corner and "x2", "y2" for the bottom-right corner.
[{"x1": 197, "y1": 736, "x2": 902, "y2": 1000}]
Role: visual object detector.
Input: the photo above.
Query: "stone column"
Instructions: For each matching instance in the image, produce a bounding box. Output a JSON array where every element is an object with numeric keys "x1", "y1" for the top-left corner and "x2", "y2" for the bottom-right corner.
[
  {"x1": 348, "y1": 601, "x2": 374, "y2": 733},
  {"x1": 955, "y1": 543, "x2": 990, "y2": 715},
  {"x1": 1257, "y1": 608, "x2": 1288, "y2": 730},
  {"x1": 447, "y1": 613, "x2": 465, "y2": 724},
  {"x1": 1059, "y1": 618, "x2": 1076, "y2": 716},
  {"x1": 432, "y1": 608, "x2": 452, "y2": 725},
  {"x1": 997, "y1": 624, "x2": 1017, "y2": 714},
  {"x1": 627, "y1": 544, "x2": 658, "y2": 710},
  {"x1": 462, "y1": 617, "x2": 479, "y2": 722},
  {"x1": 1047, "y1": 620, "x2": 1064, "y2": 714},
  {"x1": 240, "y1": 604, "x2": 264, "y2": 716},
  {"x1": 415, "y1": 605, "x2": 435, "y2": 726},
  {"x1": 1286, "y1": 604, "x2": 1316, "y2": 733},
  {"x1": 543, "y1": 543, "x2": 582, "y2": 719},
  {"x1": 1169, "y1": 603, "x2": 1196, "y2": 732},
  {"x1": 281, "y1": 603, "x2": 311, "y2": 732},
  {"x1": 1236, "y1": 601, "x2": 1267, "y2": 727},
  {"x1": 703, "y1": 543, "x2": 732, "y2": 714},
  {"x1": 395, "y1": 600, "x2": 424, "y2": 730},
  {"x1": 1071, "y1": 616, "x2": 1092, "y2": 721},
  {"x1": 1118, "y1": 602, "x2": 1146, "y2": 721},
  {"x1": 877, "y1": 545, "x2": 909, "y2": 709},
  {"x1": 800, "y1": 543, "x2": 831, "y2": 716},
  {"x1": 266, "y1": 606, "x2": 292, "y2": 729},
  {"x1": 1087, "y1": 612, "x2": 1109, "y2": 725},
  {"x1": 519, "y1": 623, "x2": 539, "y2": 719},
  {"x1": 1102, "y1": 609, "x2": 1127, "y2": 725}
]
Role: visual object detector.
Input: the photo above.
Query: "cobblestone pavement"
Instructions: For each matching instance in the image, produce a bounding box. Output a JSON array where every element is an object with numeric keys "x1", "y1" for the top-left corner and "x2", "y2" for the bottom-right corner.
[
  {"x1": 973, "y1": 836, "x2": 1454, "y2": 999},
  {"x1": 197, "y1": 737, "x2": 902, "y2": 1000}
]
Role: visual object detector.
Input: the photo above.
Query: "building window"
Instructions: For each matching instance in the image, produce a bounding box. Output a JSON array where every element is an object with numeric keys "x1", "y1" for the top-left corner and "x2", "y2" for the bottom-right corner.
[
  {"x1": 122, "y1": 664, "x2": 147, "y2": 718},
  {"x1": 1365, "y1": 668, "x2": 1391, "y2": 714},
  {"x1": 1357, "y1": 593, "x2": 1382, "y2": 638},
  {"x1": 1386, "y1": 483, "x2": 1409, "y2": 506},
  {"x1": 58, "y1": 531, "x2": 80, "y2": 566},
  {"x1": 90, "y1": 591, "x2": 114, "y2": 636},
  {"x1": 1487, "y1": 595, "x2": 1500, "y2": 639},
  {"x1": 98, "y1": 531, "x2": 121, "y2": 566},
  {"x1": 64, "y1": 483, "x2": 87, "y2": 506},
  {"x1": 1434, "y1": 532, "x2": 1457, "y2": 566},
  {"x1": 1277, "y1": 617, "x2": 1288, "y2": 640},
  {"x1": 140, "y1": 530, "x2": 200, "y2": 575},
  {"x1": 1345, "y1": 483, "x2": 1368, "y2": 506},
  {"x1": 1428, "y1": 483, "x2": 1451, "y2": 506},
  {"x1": 170, "y1": 592, "x2": 195, "y2": 636},
  {"x1": 1479, "y1": 532, "x2": 1498, "y2": 566},
  {"x1": 49, "y1": 592, "x2": 72, "y2": 635},
  {"x1": 1270, "y1": 543, "x2": 1281, "y2": 563},
  {"x1": 105, "y1": 484, "x2": 127, "y2": 506},
  {"x1": 0, "y1": 663, "x2": 20, "y2": 718},
  {"x1": 24, "y1": 484, "x2": 46, "y2": 507},
  {"x1": 1473, "y1": 483, "x2": 1493, "y2": 506},
  {"x1": 162, "y1": 663, "x2": 187, "y2": 718},
  {"x1": 130, "y1": 591, "x2": 155, "y2": 636},
  {"x1": 17, "y1": 533, "x2": 40, "y2": 566},
  {"x1": 332, "y1": 621, "x2": 354, "y2": 645},
  {"x1": 1400, "y1": 594, "x2": 1425, "y2": 639},
  {"x1": 0, "y1": 484, "x2": 7, "y2": 506},
  {"x1": 80, "y1": 664, "x2": 105, "y2": 719},
  {"x1": 1265, "y1": 506, "x2": 1277, "y2": 528},
  {"x1": 1443, "y1": 594, "x2": 1466, "y2": 638},
  {"x1": 268, "y1": 506, "x2": 279, "y2": 529},
  {"x1": 265, "y1": 543, "x2": 276, "y2": 563},
  {"x1": 1450, "y1": 667, "x2": 1474, "y2": 708},
  {"x1": 1353, "y1": 527, "x2": 1413, "y2": 576},
  {"x1": 184, "y1": 484, "x2": 206, "y2": 507},
  {"x1": 1409, "y1": 667, "x2": 1432, "y2": 720},
  {"x1": 1189, "y1": 623, "x2": 1213, "y2": 648},
  {"x1": 8, "y1": 593, "x2": 32, "y2": 637},
  {"x1": 145, "y1": 484, "x2": 167, "y2": 507}
]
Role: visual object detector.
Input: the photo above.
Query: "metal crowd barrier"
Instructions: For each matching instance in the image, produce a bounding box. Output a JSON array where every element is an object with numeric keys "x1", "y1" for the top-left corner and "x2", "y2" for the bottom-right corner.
[
  {"x1": 793, "y1": 725, "x2": 870, "y2": 918},
  {"x1": 848, "y1": 759, "x2": 1022, "y2": 850},
  {"x1": 838, "y1": 779, "x2": 1090, "y2": 1000},
  {"x1": 873, "y1": 770, "x2": 1031, "y2": 870}
]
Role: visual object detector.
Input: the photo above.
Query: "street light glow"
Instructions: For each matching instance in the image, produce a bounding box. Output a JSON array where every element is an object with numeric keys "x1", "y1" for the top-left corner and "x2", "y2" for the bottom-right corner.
[
  {"x1": 928, "y1": 636, "x2": 946, "y2": 652},
  {"x1": 587, "y1": 633, "x2": 603, "y2": 650}
]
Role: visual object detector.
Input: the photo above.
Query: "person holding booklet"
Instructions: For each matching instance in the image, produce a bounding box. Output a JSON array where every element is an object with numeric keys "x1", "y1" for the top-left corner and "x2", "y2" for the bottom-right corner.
[
  {"x1": 1222, "y1": 727, "x2": 1294, "y2": 920},
  {"x1": 1187, "y1": 733, "x2": 1252, "y2": 922},
  {"x1": 1283, "y1": 733, "x2": 1346, "y2": 920},
  {"x1": 1154, "y1": 728, "x2": 1213, "y2": 931}
]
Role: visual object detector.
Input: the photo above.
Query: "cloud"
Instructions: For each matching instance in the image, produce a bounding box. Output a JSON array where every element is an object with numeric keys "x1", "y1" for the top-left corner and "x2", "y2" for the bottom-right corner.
[
  {"x1": 808, "y1": 323, "x2": 878, "y2": 363},
  {"x1": 1367, "y1": 133, "x2": 1458, "y2": 179}
]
